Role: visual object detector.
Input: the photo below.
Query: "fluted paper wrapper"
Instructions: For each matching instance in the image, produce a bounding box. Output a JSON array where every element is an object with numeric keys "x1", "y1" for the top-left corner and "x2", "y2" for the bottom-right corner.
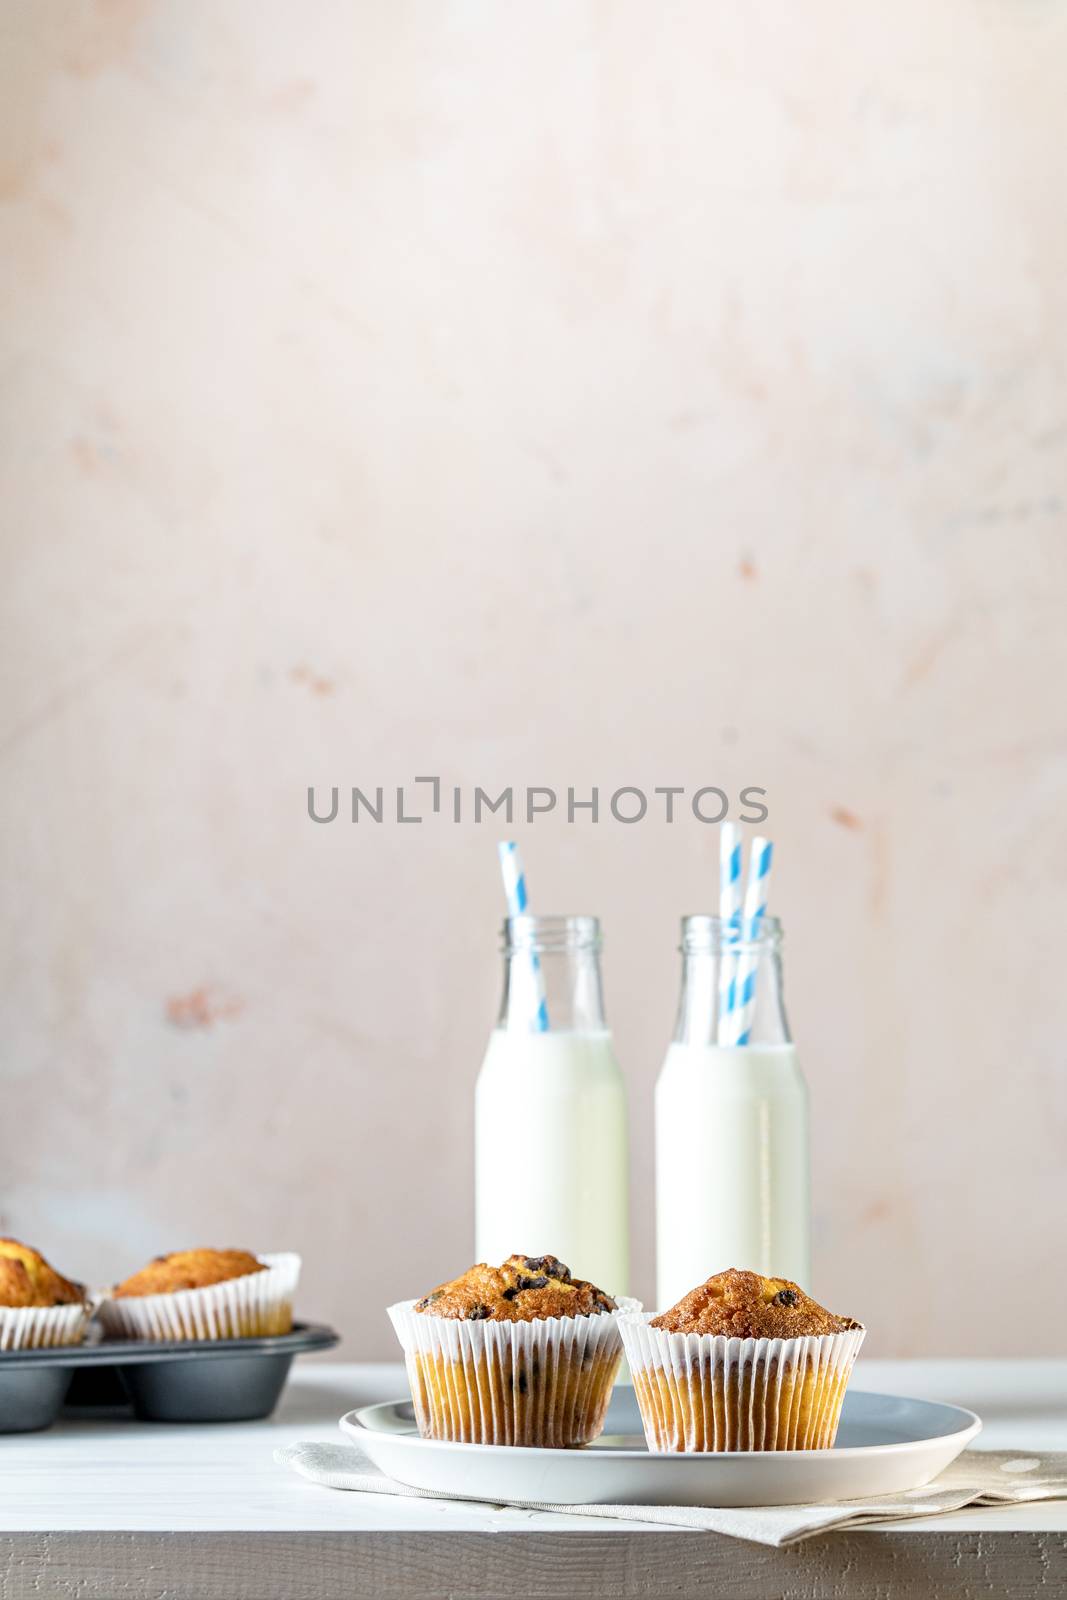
[
  {"x1": 0, "y1": 1302, "x2": 90, "y2": 1351},
  {"x1": 98, "y1": 1252, "x2": 300, "y2": 1342},
  {"x1": 620, "y1": 1311, "x2": 865, "y2": 1452},
  {"x1": 389, "y1": 1297, "x2": 640, "y2": 1447}
]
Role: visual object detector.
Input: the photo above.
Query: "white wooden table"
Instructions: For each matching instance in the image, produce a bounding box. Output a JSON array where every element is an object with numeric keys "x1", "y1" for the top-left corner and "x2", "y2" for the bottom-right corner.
[{"x1": 1, "y1": 1358, "x2": 1064, "y2": 1598}]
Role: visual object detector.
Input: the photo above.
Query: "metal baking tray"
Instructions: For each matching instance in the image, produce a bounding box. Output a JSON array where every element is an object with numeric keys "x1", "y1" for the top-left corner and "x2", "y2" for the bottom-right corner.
[{"x1": 0, "y1": 1321, "x2": 339, "y2": 1433}]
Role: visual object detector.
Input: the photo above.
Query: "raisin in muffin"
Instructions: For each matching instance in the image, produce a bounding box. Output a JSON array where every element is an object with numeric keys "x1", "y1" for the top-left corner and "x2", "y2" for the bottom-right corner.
[
  {"x1": 415, "y1": 1253, "x2": 617, "y2": 1323},
  {"x1": 99, "y1": 1249, "x2": 300, "y2": 1342},
  {"x1": 620, "y1": 1268, "x2": 865, "y2": 1452},
  {"x1": 0, "y1": 1238, "x2": 89, "y2": 1350},
  {"x1": 390, "y1": 1254, "x2": 636, "y2": 1447}
]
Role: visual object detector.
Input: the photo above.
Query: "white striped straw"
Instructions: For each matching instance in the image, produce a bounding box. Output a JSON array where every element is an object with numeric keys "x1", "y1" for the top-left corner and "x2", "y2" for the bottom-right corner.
[
  {"x1": 717, "y1": 822, "x2": 743, "y2": 1045},
  {"x1": 731, "y1": 836, "x2": 774, "y2": 1046},
  {"x1": 497, "y1": 841, "x2": 549, "y2": 1032}
]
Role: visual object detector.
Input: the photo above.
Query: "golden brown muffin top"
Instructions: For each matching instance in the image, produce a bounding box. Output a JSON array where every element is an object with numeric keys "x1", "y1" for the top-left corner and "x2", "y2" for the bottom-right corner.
[
  {"x1": 415, "y1": 1254, "x2": 616, "y2": 1323},
  {"x1": 652, "y1": 1269, "x2": 859, "y2": 1339},
  {"x1": 113, "y1": 1249, "x2": 266, "y2": 1299},
  {"x1": 0, "y1": 1238, "x2": 84, "y2": 1308}
]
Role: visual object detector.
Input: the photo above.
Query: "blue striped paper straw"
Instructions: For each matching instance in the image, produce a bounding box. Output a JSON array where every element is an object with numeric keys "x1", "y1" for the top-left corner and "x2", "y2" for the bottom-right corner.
[
  {"x1": 732, "y1": 837, "x2": 774, "y2": 1046},
  {"x1": 717, "y1": 822, "x2": 744, "y2": 1045},
  {"x1": 497, "y1": 841, "x2": 550, "y2": 1031}
]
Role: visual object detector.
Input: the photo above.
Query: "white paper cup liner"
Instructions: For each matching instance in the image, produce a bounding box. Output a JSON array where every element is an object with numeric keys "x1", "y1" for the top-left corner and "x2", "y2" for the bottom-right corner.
[
  {"x1": 98, "y1": 1252, "x2": 300, "y2": 1342},
  {"x1": 619, "y1": 1311, "x2": 865, "y2": 1452},
  {"x1": 389, "y1": 1296, "x2": 641, "y2": 1447},
  {"x1": 0, "y1": 1301, "x2": 90, "y2": 1351}
]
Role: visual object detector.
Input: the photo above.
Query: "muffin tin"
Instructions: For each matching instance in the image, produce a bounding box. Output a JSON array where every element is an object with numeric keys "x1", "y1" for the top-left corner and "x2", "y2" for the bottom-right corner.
[{"x1": 0, "y1": 1322, "x2": 338, "y2": 1433}]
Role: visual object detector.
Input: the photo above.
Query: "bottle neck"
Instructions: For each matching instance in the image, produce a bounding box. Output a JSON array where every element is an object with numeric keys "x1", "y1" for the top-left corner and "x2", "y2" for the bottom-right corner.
[
  {"x1": 673, "y1": 915, "x2": 791, "y2": 1048},
  {"x1": 498, "y1": 915, "x2": 608, "y2": 1034}
]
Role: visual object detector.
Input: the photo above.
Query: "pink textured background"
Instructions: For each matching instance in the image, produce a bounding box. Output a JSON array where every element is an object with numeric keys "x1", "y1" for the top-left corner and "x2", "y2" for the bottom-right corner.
[{"x1": 2, "y1": 1, "x2": 1066, "y2": 1356}]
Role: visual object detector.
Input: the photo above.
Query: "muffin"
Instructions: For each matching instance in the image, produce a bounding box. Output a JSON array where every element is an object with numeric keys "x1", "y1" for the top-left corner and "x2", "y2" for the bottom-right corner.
[
  {"x1": 620, "y1": 1269, "x2": 864, "y2": 1452},
  {"x1": 389, "y1": 1253, "x2": 637, "y2": 1447},
  {"x1": 0, "y1": 1238, "x2": 90, "y2": 1350},
  {"x1": 99, "y1": 1248, "x2": 300, "y2": 1342}
]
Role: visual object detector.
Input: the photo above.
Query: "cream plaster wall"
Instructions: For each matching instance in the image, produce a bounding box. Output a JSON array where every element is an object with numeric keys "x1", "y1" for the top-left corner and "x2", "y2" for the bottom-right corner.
[{"x1": 2, "y1": 0, "x2": 1066, "y2": 1356}]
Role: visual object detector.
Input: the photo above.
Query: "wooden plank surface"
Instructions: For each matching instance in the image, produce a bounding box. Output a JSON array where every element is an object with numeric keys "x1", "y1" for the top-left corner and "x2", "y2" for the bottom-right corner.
[
  {"x1": 3, "y1": 1529, "x2": 1066, "y2": 1600},
  {"x1": 3, "y1": 1360, "x2": 1065, "y2": 1535},
  {"x1": 2, "y1": 1360, "x2": 1066, "y2": 1598}
]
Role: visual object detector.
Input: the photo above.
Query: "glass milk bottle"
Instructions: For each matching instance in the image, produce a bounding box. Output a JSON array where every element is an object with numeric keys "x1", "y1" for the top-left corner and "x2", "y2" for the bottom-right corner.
[
  {"x1": 475, "y1": 915, "x2": 629, "y2": 1298},
  {"x1": 655, "y1": 914, "x2": 810, "y2": 1308}
]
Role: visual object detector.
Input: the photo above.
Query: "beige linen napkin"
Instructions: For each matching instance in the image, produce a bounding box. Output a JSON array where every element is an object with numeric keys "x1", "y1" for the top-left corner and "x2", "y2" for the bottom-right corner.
[{"x1": 276, "y1": 1441, "x2": 1067, "y2": 1547}]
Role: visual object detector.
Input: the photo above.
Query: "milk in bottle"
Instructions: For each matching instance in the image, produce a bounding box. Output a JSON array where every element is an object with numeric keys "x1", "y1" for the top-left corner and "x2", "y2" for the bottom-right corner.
[
  {"x1": 655, "y1": 915, "x2": 810, "y2": 1308},
  {"x1": 475, "y1": 915, "x2": 629, "y2": 1299}
]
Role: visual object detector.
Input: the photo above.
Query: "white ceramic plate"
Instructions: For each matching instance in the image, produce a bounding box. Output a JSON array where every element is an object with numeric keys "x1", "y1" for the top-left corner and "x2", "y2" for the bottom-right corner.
[{"x1": 340, "y1": 1387, "x2": 980, "y2": 1508}]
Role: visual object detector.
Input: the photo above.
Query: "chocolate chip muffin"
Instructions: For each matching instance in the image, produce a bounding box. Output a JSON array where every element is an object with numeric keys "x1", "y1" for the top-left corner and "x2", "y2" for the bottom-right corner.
[
  {"x1": 391, "y1": 1254, "x2": 635, "y2": 1448},
  {"x1": 620, "y1": 1268, "x2": 865, "y2": 1453},
  {"x1": 415, "y1": 1254, "x2": 616, "y2": 1324},
  {"x1": 652, "y1": 1269, "x2": 859, "y2": 1340},
  {"x1": 0, "y1": 1238, "x2": 89, "y2": 1350},
  {"x1": 99, "y1": 1249, "x2": 300, "y2": 1342},
  {"x1": 112, "y1": 1249, "x2": 266, "y2": 1299}
]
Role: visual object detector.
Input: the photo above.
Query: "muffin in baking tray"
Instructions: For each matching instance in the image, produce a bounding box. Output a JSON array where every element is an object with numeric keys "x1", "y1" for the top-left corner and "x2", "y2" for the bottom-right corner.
[
  {"x1": 0, "y1": 1238, "x2": 90, "y2": 1349},
  {"x1": 390, "y1": 1253, "x2": 636, "y2": 1447},
  {"x1": 621, "y1": 1268, "x2": 865, "y2": 1452},
  {"x1": 112, "y1": 1248, "x2": 267, "y2": 1298},
  {"x1": 99, "y1": 1248, "x2": 300, "y2": 1342}
]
